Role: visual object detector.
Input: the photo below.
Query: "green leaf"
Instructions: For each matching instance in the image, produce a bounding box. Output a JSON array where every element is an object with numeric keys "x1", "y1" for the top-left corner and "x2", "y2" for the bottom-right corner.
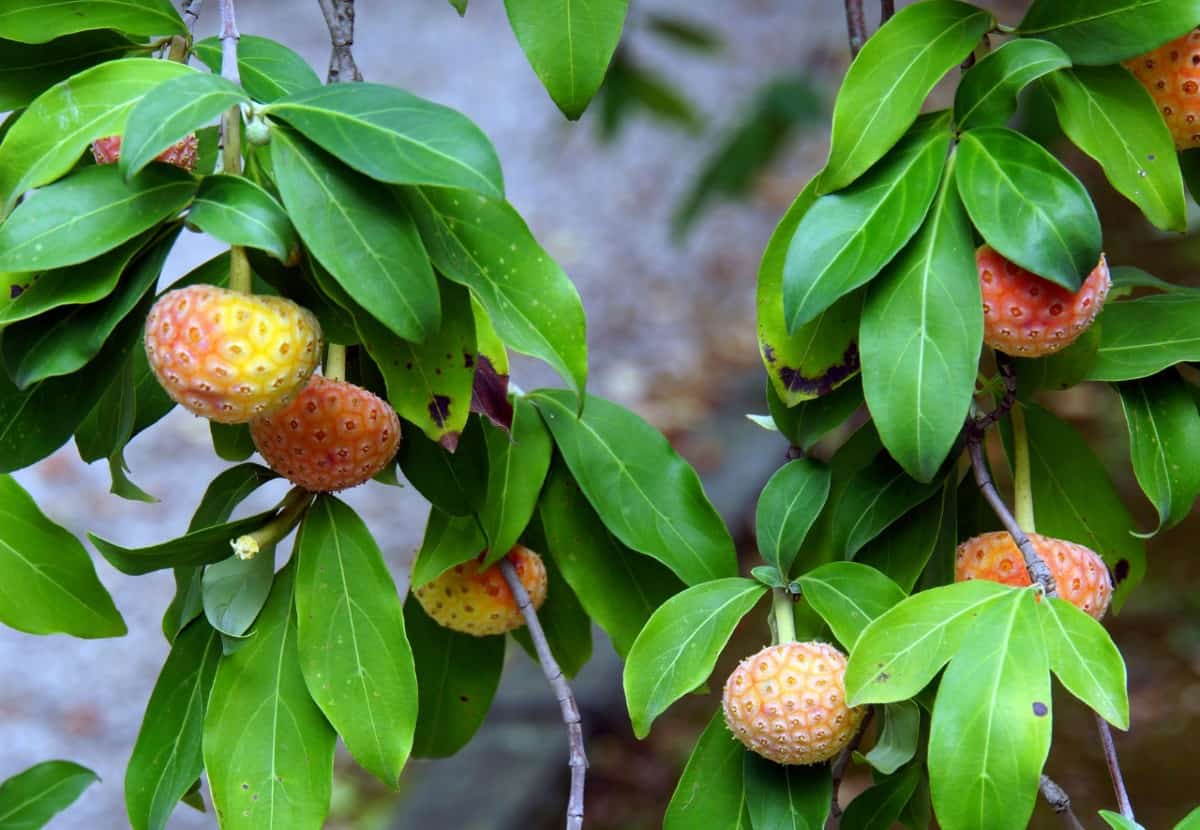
[
  {"x1": 1100, "y1": 812, "x2": 1147, "y2": 830},
  {"x1": 194, "y1": 35, "x2": 322, "y2": 103},
  {"x1": 1039, "y1": 596, "x2": 1129, "y2": 729},
  {"x1": 928, "y1": 589, "x2": 1050, "y2": 830},
  {"x1": 1012, "y1": 323, "x2": 1101, "y2": 396},
  {"x1": 664, "y1": 710, "x2": 751, "y2": 830},
  {"x1": 295, "y1": 496, "x2": 418, "y2": 785},
  {"x1": 510, "y1": 545, "x2": 593, "y2": 678},
  {"x1": 0, "y1": 473, "x2": 126, "y2": 637},
  {"x1": 204, "y1": 565, "x2": 336, "y2": 830},
  {"x1": 107, "y1": 450, "x2": 156, "y2": 504},
  {"x1": 75, "y1": 349, "x2": 139, "y2": 463},
  {"x1": 755, "y1": 459, "x2": 832, "y2": 577},
  {"x1": 401, "y1": 186, "x2": 588, "y2": 396},
  {"x1": 0, "y1": 58, "x2": 192, "y2": 214},
  {"x1": 766, "y1": 377, "x2": 863, "y2": 451},
  {"x1": 1088, "y1": 294, "x2": 1200, "y2": 380},
  {"x1": 743, "y1": 752, "x2": 832, "y2": 830},
  {"x1": 0, "y1": 0, "x2": 184, "y2": 42},
  {"x1": 125, "y1": 620, "x2": 221, "y2": 830},
  {"x1": 819, "y1": 0, "x2": 993, "y2": 193},
  {"x1": 503, "y1": 0, "x2": 630, "y2": 119},
  {"x1": 409, "y1": 508, "x2": 486, "y2": 590},
  {"x1": 841, "y1": 763, "x2": 922, "y2": 830},
  {"x1": 202, "y1": 548, "x2": 274, "y2": 638},
  {"x1": 480, "y1": 397, "x2": 553, "y2": 564},
  {"x1": 783, "y1": 113, "x2": 951, "y2": 330},
  {"x1": 832, "y1": 452, "x2": 942, "y2": 558},
  {"x1": 404, "y1": 595, "x2": 504, "y2": 758},
  {"x1": 188, "y1": 175, "x2": 298, "y2": 263},
  {"x1": 645, "y1": 14, "x2": 723, "y2": 53},
  {"x1": 0, "y1": 164, "x2": 193, "y2": 272},
  {"x1": 844, "y1": 580, "x2": 1012, "y2": 705},
  {"x1": 953, "y1": 38, "x2": 1071, "y2": 130},
  {"x1": 1118, "y1": 372, "x2": 1200, "y2": 534},
  {"x1": 266, "y1": 83, "x2": 503, "y2": 197},
  {"x1": 1174, "y1": 807, "x2": 1200, "y2": 830},
  {"x1": 90, "y1": 506, "x2": 277, "y2": 575},
  {"x1": 857, "y1": 477, "x2": 956, "y2": 593},
  {"x1": 531, "y1": 390, "x2": 737, "y2": 585},
  {"x1": 0, "y1": 760, "x2": 98, "y2": 828},
  {"x1": 1044, "y1": 65, "x2": 1186, "y2": 231},
  {"x1": 623, "y1": 578, "x2": 766, "y2": 738},
  {"x1": 956, "y1": 126, "x2": 1101, "y2": 291},
  {"x1": 0, "y1": 31, "x2": 144, "y2": 111},
  {"x1": 538, "y1": 461, "x2": 683, "y2": 658},
  {"x1": 1016, "y1": 0, "x2": 1200, "y2": 65},
  {"x1": 860, "y1": 701, "x2": 920, "y2": 775},
  {"x1": 797, "y1": 561, "x2": 907, "y2": 651},
  {"x1": 861, "y1": 158, "x2": 981, "y2": 483},
  {"x1": 120, "y1": 71, "x2": 247, "y2": 178},
  {"x1": 270, "y1": 128, "x2": 439, "y2": 342},
  {"x1": 398, "y1": 416, "x2": 488, "y2": 517},
  {"x1": 209, "y1": 422, "x2": 255, "y2": 463}
]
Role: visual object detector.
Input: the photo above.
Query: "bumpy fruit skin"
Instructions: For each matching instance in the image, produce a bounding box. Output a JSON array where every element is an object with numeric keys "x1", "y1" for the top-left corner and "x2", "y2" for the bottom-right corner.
[
  {"x1": 250, "y1": 375, "x2": 400, "y2": 492},
  {"x1": 92, "y1": 134, "x2": 199, "y2": 172},
  {"x1": 955, "y1": 531, "x2": 1113, "y2": 619},
  {"x1": 722, "y1": 641, "x2": 865, "y2": 765},
  {"x1": 977, "y1": 245, "x2": 1110, "y2": 357},
  {"x1": 413, "y1": 546, "x2": 547, "y2": 637},
  {"x1": 144, "y1": 285, "x2": 322, "y2": 423},
  {"x1": 1124, "y1": 29, "x2": 1200, "y2": 150}
]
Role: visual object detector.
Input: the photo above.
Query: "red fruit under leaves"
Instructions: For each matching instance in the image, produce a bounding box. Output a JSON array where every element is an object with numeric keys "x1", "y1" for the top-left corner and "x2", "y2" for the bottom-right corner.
[{"x1": 92, "y1": 134, "x2": 198, "y2": 172}]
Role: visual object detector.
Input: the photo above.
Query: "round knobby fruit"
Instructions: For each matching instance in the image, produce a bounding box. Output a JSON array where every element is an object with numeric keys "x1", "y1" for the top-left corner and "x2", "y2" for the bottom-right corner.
[
  {"x1": 92, "y1": 134, "x2": 199, "y2": 172},
  {"x1": 413, "y1": 546, "x2": 548, "y2": 637},
  {"x1": 145, "y1": 284, "x2": 322, "y2": 423},
  {"x1": 977, "y1": 245, "x2": 1110, "y2": 357},
  {"x1": 955, "y1": 531, "x2": 1113, "y2": 619},
  {"x1": 1124, "y1": 28, "x2": 1200, "y2": 150},
  {"x1": 250, "y1": 375, "x2": 400, "y2": 492},
  {"x1": 722, "y1": 641, "x2": 866, "y2": 766}
]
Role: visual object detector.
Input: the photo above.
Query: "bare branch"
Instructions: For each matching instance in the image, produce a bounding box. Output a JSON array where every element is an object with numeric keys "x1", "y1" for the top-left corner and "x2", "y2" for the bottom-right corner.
[
  {"x1": 1040, "y1": 775, "x2": 1087, "y2": 830},
  {"x1": 317, "y1": 0, "x2": 363, "y2": 83},
  {"x1": 826, "y1": 707, "x2": 874, "y2": 829},
  {"x1": 1095, "y1": 714, "x2": 1135, "y2": 822},
  {"x1": 217, "y1": 0, "x2": 240, "y2": 85},
  {"x1": 181, "y1": 0, "x2": 204, "y2": 32},
  {"x1": 500, "y1": 557, "x2": 587, "y2": 830},
  {"x1": 880, "y1": 0, "x2": 895, "y2": 24},
  {"x1": 844, "y1": 0, "x2": 867, "y2": 57}
]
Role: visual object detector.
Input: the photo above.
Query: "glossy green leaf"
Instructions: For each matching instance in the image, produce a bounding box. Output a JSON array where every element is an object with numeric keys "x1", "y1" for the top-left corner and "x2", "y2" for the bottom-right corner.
[
  {"x1": 1039, "y1": 596, "x2": 1129, "y2": 729},
  {"x1": 531, "y1": 390, "x2": 737, "y2": 585},
  {"x1": 845, "y1": 580, "x2": 1012, "y2": 705},
  {"x1": 126, "y1": 620, "x2": 220, "y2": 830},
  {"x1": 204, "y1": 565, "x2": 336, "y2": 830},
  {"x1": 797, "y1": 561, "x2": 906, "y2": 651},
  {"x1": 404, "y1": 595, "x2": 504, "y2": 758},
  {"x1": 819, "y1": 0, "x2": 993, "y2": 193},
  {"x1": 841, "y1": 763, "x2": 922, "y2": 830},
  {"x1": 755, "y1": 459, "x2": 832, "y2": 577},
  {"x1": 409, "y1": 508, "x2": 486, "y2": 589},
  {"x1": 401, "y1": 186, "x2": 588, "y2": 396},
  {"x1": 189, "y1": 175, "x2": 298, "y2": 263},
  {"x1": 832, "y1": 452, "x2": 942, "y2": 558},
  {"x1": 270, "y1": 128, "x2": 439, "y2": 342},
  {"x1": 194, "y1": 35, "x2": 322, "y2": 103},
  {"x1": 1012, "y1": 323, "x2": 1101, "y2": 397},
  {"x1": 1174, "y1": 807, "x2": 1200, "y2": 830},
  {"x1": 1016, "y1": 0, "x2": 1200, "y2": 65},
  {"x1": 1118, "y1": 372, "x2": 1200, "y2": 534},
  {"x1": 664, "y1": 710, "x2": 751, "y2": 830},
  {"x1": 538, "y1": 461, "x2": 683, "y2": 658},
  {"x1": 202, "y1": 548, "x2": 274, "y2": 638},
  {"x1": 107, "y1": 450, "x2": 156, "y2": 504},
  {"x1": 801, "y1": 422, "x2": 884, "y2": 570},
  {"x1": 1100, "y1": 812, "x2": 1147, "y2": 830},
  {"x1": 743, "y1": 751, "x2": 832, "y2": 830},
  {"x1": 295, "y1": 496, "x2": 418, "y2": 785},
  {"x1": 510, "y1": 546, "x2": 593, "y2": 678},
  {"x1": 0, "y1": 0, "x2": 183, "y2": 42},
  {"x1": 954, "y1": 38, "x2": 1071, "y2": 130},
  {"x1": 857, "y1": 477, "x2": 956, "y2": 593},
  {"x1": 503, "y1": 0, "x2": 630, "y2": 119},
  {"x1": 398, "y1": 416, "x2": 488, "y2": 517},
  {"x1": 0, "y1": 473, "x2": 125, "y2": 638},
  {"x1": 956, "y1": 126, "x2": 1101, "y2": 291},
  {"x1": 75, "y1": 349, "x2": 139, "y2": 463},
  {"x1": 480, "y1": 397, "x2": 552, "y2": 564},
  {"x1": 0, "y1": 31, "x2": 144, "y2": 111},
  {"x1": 766, "y1": 377, "x2": 863, "y2": 451},
  {"x1": 209, "y1": 422, "x2": 254, "y2": 463},
  {"x1": 928, "y1": 589, "x2": 1050, "y2": 830},
  {"x1": 1088, "y1": 295, "x2": 1200, "y2": 380},
  {"x1": 0, "y1": 58, "x2": 192, "y2": 214},
  {"x1": 1044, "y1": 65, "x2": 1186, "y2": 231},
  {"x1": 623, "y1": 578, "x2": 766, "y2": 738},
  {"x1": 0, "y1": 760, "x2": 97, "y2": 828},
  {"x1": 860, "y1": 701, "x2": 920, "y2": 775},
  {"x1": 266, "y1": 83, "x2": 502, "y2": 197},
  {"x1": 861, "y1": 159, "x2": 980, "y2": 483},
  {"x1": 783, "y1": 113, "x2": 950, "y2": 330}
]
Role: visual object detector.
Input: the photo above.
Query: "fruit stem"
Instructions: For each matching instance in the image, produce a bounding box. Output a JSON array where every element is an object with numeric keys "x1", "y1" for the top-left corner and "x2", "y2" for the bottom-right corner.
[
  {"x1": 166, "y1": 35, "x2": 188, "y2": 63},
  {"x1": 217, "y1": 0, "x2": 253, "y2": 296},
  {"x1": 231, "y1": 487, "x2": 313, "y2": 560},
  {"x1": 324, "y1": 344, "x2": 347, "y2": 381},
  {"x1": 1011, "y1": 403, "x2": 1036, "y2": 534},
  {"x1": 772, "y1": 588, "x2": 796, "y2": 644}
]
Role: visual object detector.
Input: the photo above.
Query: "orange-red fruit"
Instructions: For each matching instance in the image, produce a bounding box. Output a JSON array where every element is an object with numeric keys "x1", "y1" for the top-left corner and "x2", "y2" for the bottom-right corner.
[
  {"x1": 1124, "y1": 29, "x2": 1200, "y2": 150},
  {"x1": 413, "y1": 546, "x2": 548, "y2": 636},
  {"x1": 955, "y1": 531, "x2": 1113, "y2": 619},
  {"x1": 977, "y1": 245, "x2": 1110, "y2": 357},
  {"x1": 92, "y1": 134, "x2": 199, "y2": 172},
  {"x1": 722, "y1": 641, "x2": 865, "y2": 765},
  {"x1": 144, "y1": 285, "x2": 322, "y2": 423},
  {"x1": 250, "y1": 375, "x2": 400, "y2": 492}
]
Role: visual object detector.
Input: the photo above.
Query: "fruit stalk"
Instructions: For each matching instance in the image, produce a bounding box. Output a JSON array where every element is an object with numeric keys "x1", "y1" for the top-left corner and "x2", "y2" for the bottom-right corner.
[
  {"x1": 324, "y1": 343, "x2": 347, "y2": 381},
  {"x1": 771, "y1": 588, "x2": 796, "y2": 644},
  {"x1": 218, "y1": 0, "x2": 252, "y2": 295},
  {"x1": 1011, "y1": 403, "x2": 1036, "y2": 533},
  {"x1": 1039, "y1": 775, "x2": 1086, "y2": 830},
  {"x1": 231, "y1": 487, "x2": 313, "y2": 560},
  {"x1": 825, "y1": 707, "x2": 873, "y2": 829},
  {"x1": 499, "y1": 557, "x2": 586, "y2": 830},
  {"x1": 1096, "y1": 714, "x2": 1135, "y2": 822}
]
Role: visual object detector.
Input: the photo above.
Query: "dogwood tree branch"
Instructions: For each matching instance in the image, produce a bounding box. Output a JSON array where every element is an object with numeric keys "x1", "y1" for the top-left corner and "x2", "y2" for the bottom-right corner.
[
  {"x1": 843, "y1": 0, "x2": 867, "y2": 57},
  {"x1": 216, "y1": 0, "x2": 252, "y2": 296},
  {"x1": 1039, "y1": 775, "x2": 1087, "y2": 830},
  {"x1": 317, "y1": 0, "x2": 363, "y2": 83},
  {"x1": 181, "y1": 0, "x2": 204, "y2": 32},
  {"x1": 499, "y1": 557, "x2": 587, "y2": 830},
  {"x1": 826, "y1": 707, "x2": 874, "y2": 829},
  {"x1": 1095, "y1": 714, "x2": 1135, "y2": 822}
]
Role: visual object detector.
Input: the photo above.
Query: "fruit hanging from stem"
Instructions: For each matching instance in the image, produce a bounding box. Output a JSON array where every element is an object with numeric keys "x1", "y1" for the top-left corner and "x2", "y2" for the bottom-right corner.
[
  {"x1": 413, "y1": 546, "x2": 548, "y2": 637},
  {"x1": 1124, "y1": 28, "x2": 1200, "y2": 150}
]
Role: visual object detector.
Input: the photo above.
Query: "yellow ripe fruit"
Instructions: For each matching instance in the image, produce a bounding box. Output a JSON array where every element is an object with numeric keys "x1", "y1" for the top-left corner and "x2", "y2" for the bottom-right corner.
[
  {"x1": 144, "y1": 285, "x2": 322, "y2": 423},
  {"x1": 413, "y1": 546, "x2": 547, "y2": 637},
  {"x1": 722, "y1": 641, "x2": 865, "y2": 765}
]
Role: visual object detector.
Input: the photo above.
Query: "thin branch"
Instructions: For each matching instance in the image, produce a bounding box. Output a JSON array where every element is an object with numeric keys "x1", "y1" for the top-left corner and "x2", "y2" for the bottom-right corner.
[
  {"x1": 500, "y1": 558, "x2": 587, "y2": 830},
  {"x1": 1040, "y1": 775, "x2": 1087, "y2": 830},
  {"x1": 1095, "y1": 714, "x2": 1135, "y2": 821},
  {"x1": 181, "y1": 0, "x2": 204, "y2": 32},
  {"x1": 317, "y1": 0, "x2": 363, "y2": 83},
  {"x1": 826, "y1": 707, "x2": 874, "y2": 829},
  {"x1": 217, "y1": 0, "x2": 250, "y2": 295},
  {"x1": 843, "y1": 0, "x2": 867, "y2": 57},
  {"x1": 880, "y1": 0, "x2": 895, "y2": 24}
]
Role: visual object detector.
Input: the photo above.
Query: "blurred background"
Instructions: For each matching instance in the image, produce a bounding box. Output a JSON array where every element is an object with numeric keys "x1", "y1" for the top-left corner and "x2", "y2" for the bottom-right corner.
[{"x1": 3, "y1": 1, "x2": 1198, "y2": 827}]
